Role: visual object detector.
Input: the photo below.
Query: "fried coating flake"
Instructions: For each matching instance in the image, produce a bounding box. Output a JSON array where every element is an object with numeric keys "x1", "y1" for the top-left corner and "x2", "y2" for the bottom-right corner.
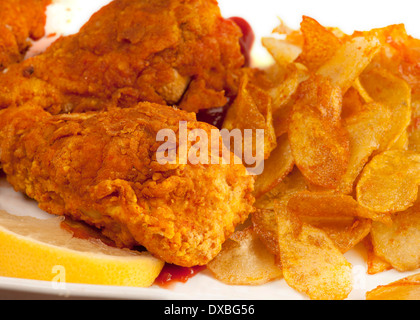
[{"x1": 288, "y1": 75, "x2": 350, "y2": 189}]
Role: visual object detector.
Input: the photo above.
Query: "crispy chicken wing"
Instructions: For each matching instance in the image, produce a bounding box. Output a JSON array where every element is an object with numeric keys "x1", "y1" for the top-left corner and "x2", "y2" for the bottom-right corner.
[
  {"x1": 0, "y1": 0, "x2": 50, "y2": 71},
  {"x1": 0, "y1": 103, "x2": 254, "y2": 267},
  {"x1": 0, "y1": 0, "x2": 244, "y2": 114}
]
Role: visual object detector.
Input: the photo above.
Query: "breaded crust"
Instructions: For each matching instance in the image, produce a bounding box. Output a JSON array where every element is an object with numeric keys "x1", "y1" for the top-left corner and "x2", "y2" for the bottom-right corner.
[
  {"x1": 0, "y1": 103, "x2": 255, "y2": 267},
  {"x1": 0, "y1": 0, "x2": 50, "y2": 71},
  {"x1": 0, "y1": 0, "x2": 244, "y2": 114}
]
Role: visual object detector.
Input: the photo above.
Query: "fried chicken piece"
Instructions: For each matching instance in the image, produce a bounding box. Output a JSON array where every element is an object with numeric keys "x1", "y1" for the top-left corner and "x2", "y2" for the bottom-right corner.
[
  {"x1": 0, "y1": 0, "x2": 244, "y2": 114},
  {"x1": 0, "y1": 103, "x2": 254, "y2": 267},
  {"x1": 0, "y1": 0, "x2": 50, "y2": 71}
]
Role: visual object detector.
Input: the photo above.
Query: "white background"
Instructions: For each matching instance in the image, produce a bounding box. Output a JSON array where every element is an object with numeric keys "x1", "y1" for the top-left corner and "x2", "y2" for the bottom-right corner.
[
  {"x1": 33, "y1": 0, "x2": 420, "y2": 66},
  {"x1": 220, "y1": 0, "x2": 420, "y2": 66}
]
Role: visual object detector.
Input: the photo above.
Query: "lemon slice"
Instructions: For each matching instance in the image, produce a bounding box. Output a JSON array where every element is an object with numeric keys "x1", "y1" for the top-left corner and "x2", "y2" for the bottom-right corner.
[{"x1": 0, "y1": 210, "x2": 164, "y2": 287}]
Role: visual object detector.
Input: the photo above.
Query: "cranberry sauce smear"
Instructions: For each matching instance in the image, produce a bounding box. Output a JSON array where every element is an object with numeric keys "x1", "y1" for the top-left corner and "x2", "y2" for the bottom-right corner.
[
  {"x1": 229, "y1": 17, "x2": 255, "y2": 68},
  {"x1": 196, "y1": 105, "x2": 229, "y2": 129},
  {"x1": 154, "y1": 264, "x2": 206, "y2": 288}
]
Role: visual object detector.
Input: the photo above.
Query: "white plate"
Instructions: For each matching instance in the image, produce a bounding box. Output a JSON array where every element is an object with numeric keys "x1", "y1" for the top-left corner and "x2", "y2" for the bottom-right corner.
[{"x1": 2, "y1": 0, "x2": 420, "y2": 300}]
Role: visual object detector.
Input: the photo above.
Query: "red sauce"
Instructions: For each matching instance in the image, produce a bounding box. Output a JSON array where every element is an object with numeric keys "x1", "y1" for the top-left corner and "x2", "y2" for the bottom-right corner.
[
  {"x1": 154, "y1": 264, "x2": 206, "y2": 288},
  {"x1": 196, "y1": 105, "x2": 229, "y2": 129},
  {"x1": 197, "y1": 17, "x2": 254, "y2": 128},
  {"x1": 229, "y1": 16, "x2": 255, "y2": 68},
  {"x1": 60, "y1": 216, "x2": 116, "y2": 248}
]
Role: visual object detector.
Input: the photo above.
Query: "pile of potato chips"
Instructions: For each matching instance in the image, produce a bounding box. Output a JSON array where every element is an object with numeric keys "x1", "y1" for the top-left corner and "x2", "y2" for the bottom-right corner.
[{"x1": 207, "y1": 16, "x2": 420, "y2": 300}]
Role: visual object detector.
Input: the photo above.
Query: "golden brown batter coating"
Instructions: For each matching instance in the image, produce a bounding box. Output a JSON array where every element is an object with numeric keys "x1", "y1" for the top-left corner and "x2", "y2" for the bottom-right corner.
[
  {"x1": 0, "y1": 103, "x2": 254, "y2": 267},
  {"x1": 0, "y1": 0, "x2": 244, "y2": 114},
  {"x1": 0, "y1": 0, "x2": 50, "y2": 71}
]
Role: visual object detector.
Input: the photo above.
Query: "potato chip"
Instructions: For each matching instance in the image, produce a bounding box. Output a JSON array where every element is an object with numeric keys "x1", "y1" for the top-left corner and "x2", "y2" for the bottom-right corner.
[
  {"x1": 338, "y1": 103, "x2": 392, "y2": 194},
  {"x1": 371, "y1": 199, "x2": 420, "y2": 271},
  {"x1": 260, "y1": 47, "x2": 308, "y2": 139},
  {"x1": 288, "y1": 191, "x2": 385, "y2": 221},
  {"x1": 359, "y1": 68, "x2": 412, "y2": 152},
  {"x1": 352, "y1": 78, "x2": 374, "y2": 104},
  {"x1": 369, "y1": 23, "x2": 408, "y2": 47},
  {"x1": 341, "y1": 87, "x2": 366, "y2": 120},
  {"x1": 253, "y1": 168, "x2": 307, "y2": 255},
  {"x1": 252, "y1": 208, "x2": 280, "y2": 257},
  {"x1": 253, "y1": 134, "x2": 294, "y2": 199},
  {"x1": 274, "y1": 198, "x2": 353, "y2": 300},
  {"x1": 207, "y1": 227, "x2": 282, "y2": 285},
  {"x1": 270, "y1": 63, "x2": 309, "y2": 137},
  {"x1": 222, "y1": 16, "x2": 420, "y2": 300},
  {"x1": 300, "y1": 215, "x2": 371, "y2": 254},
  {"x1": 263, "y1": 62, "x2": 291, "y2": 86},
  {"x1": 269, "y1": 64, "x2": 300, "y2": 114},
  {"x1": 252, "y1": 209, "x2": 372, "y2": 256},
  {"x1": 409, "y1": 124, "x2": 420, "y2": 153},
  {"x1": 356, "y1": 150, "x2": 420, "y2": 213},
  {"x1": 295, "y1": 16, "x2": 342, "y2": 71},
  {"x1": 253, "y1": 207, "x2": 369, "y2": 257},
  {"x1": 272, "y1": 18, "x2": 294, "y2": 36},
  {"x1": 368, "y1": 24, "x2": 420, "y2": 95},
  {"x1": 287, "y1": 192, "x2": 373, "y2": 252},
  {"x1": 272, "y1": 103, "x2": 292, "y2": 138},
  {"x1": 288, "y1": 76, "x2": 350, "y2": 189},
  {"x1": 362, "y1": 235, "x2": 392, "y2": 275},
  {"x1": 262, "y1": 37, "x2": 301, "y2": 68},
  {"x1": 223, "y1": 72, "x2": 277, "y2": 159},
  {"x1": 397, "y1": 36, "x2": 420, "y2": 96},
  {"x1": 255, "y1": 167, "x2": 308, "y2": 209},
  {"x1": 366, "y1": 273, "x2": 420, "y2": 300},
  {"x1": 285, "y1": 29, "x2": 304, "y2": 49},
  {"x1": 408, "y1": 96, "x2": 420, "y2": 152},
  {"x1": 392, "y1": 129, "x2": 409, "y2": 150},
  {"x1": 317, "y1": 35, "x2": 381, "y2": 92},
  {"x1": 327, "y1": 27, "x2": 347, "y2": 40},
  {"x1": 255, "y1": 190, "x2": 370, "y2": 258}
]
